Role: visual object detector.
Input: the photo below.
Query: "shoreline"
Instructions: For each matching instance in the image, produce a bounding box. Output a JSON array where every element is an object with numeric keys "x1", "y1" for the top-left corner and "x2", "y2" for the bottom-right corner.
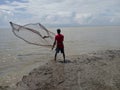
[{"x1": 1, "y1": 49, "x2": 120, "y2": 90}]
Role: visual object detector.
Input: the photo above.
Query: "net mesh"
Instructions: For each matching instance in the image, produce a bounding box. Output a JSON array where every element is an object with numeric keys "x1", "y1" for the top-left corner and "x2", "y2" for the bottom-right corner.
[{"x1": 9, "y1": 22, "x2": 55, "y2": 48}]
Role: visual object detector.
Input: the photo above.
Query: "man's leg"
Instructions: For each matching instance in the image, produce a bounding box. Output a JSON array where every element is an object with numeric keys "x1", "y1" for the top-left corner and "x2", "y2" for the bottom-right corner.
[
  {"x1": 54, "y1": 52, "x2": 57, "y2": 61},
  {"x1": 63, "y1": 52, "x2": 65, "y2": 63},
  {"x1": 54, "y1": 48, "x2": 59, "y2": 61},
  {"x1": 61, "y1": 48, "x2": 65, "y2": 62}
]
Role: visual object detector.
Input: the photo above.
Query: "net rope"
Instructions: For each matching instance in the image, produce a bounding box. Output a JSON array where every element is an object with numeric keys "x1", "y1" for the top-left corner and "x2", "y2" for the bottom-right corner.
[{"x1": 9, "y1": 22, "x2": 55, "y2": 48}]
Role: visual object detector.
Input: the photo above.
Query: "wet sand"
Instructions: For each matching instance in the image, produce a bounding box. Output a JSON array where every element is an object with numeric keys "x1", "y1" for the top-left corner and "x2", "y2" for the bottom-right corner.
[{"x1": 10, "y1": 49, "x2": 120, "y2": 90}]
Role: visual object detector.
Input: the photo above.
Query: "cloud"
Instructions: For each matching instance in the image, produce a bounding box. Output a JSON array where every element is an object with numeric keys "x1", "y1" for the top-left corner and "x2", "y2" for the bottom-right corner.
[
  {"x1": 0, "y1": 0, "x2": 120, "y2": 27},
  {"x1": 74, "y1": 13, "x2": 92, "y2": 24}
]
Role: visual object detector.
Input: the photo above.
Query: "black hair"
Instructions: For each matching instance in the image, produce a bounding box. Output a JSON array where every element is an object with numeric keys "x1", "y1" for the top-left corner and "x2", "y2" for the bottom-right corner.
[{"x1": 57, "y1": 29, "x2": 61, "y2": 34}]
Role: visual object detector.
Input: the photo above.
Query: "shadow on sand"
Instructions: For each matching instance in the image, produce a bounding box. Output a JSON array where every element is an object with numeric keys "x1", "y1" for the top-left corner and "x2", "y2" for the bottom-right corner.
[{"x1": 58, "y1": 59, "x2": 73, "y2": 64}]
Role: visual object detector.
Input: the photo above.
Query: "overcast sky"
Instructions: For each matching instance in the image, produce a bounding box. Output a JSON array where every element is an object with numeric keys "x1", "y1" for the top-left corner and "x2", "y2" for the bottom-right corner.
[{"x1": 0, "y1": 0, "x2": 120, "y2": 27}]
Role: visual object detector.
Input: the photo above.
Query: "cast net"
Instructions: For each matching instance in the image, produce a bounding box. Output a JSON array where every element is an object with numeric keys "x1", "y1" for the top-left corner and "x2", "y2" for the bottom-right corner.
[{"x1": 9, "y1": 22, "x2": 55, "y2": 48}]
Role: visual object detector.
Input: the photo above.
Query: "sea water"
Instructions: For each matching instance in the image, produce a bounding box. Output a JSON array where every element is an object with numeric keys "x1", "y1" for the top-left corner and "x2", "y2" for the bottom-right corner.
[{"x1": 0, "y1": 26, "x2": 120, "y2": 87}]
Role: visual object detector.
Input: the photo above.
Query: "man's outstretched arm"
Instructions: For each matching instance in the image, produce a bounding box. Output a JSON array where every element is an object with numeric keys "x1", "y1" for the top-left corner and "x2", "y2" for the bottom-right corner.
[{"x1": 52, "y1": 40, "x2": 56, "y2": 50}]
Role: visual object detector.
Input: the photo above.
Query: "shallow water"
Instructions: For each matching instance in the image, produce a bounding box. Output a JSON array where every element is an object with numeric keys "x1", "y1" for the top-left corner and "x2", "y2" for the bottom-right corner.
[
  {"x1": 63, "y1": 26, "x2": 120, "y2": 55},
  {"x1": 0, "y1": 26, "x2": 120, "y2": 87}
]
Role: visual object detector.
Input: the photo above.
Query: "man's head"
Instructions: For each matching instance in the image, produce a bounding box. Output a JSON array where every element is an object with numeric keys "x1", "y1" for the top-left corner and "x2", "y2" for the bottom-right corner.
[{"x1": 57, "y1": 29, "x2": 61, "y2": 34}]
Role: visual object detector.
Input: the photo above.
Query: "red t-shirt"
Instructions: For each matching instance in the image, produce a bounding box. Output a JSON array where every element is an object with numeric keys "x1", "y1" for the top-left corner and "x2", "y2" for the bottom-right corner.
[{"x1": 55, "y1": 34, "x2": 64, "y2": 48}]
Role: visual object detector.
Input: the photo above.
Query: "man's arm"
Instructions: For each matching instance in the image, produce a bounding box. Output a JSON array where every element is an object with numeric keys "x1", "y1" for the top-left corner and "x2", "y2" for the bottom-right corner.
[{"x1": 52, "y1": 39, "x2": 56, "y2": 50}]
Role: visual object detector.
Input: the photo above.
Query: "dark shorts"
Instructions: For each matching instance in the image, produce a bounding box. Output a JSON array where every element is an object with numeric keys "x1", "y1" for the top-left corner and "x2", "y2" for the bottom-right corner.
[{"x1": 56, "y1": 47, "x2": 64, "y2": 53}]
